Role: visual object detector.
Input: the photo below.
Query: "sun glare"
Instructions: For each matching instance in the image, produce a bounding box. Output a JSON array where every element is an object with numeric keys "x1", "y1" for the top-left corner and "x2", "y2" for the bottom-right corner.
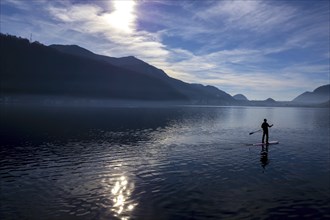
[{"x1": 106, "y1": 0, "x2": 137, "y2": 33}]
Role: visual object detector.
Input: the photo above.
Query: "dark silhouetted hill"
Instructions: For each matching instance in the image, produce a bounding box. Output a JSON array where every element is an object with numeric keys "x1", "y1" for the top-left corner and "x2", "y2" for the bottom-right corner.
[
  {"x1": 292, "y1": 84, "x2": 330, "y2": 104},
  {"x1": 1, "y1": 33, "x2": 235, "y2": 104},
  {"x1": 264, "y1": 98, "x2": 276, "y2": 103},
  {"x1": 233, "y1": 94, "x2": 248, "y2": 101},
  {"x1": 50, "y1": 44, "x2": 169, "y2": 79},
  {"x1": 0, "y1": 34, "x2": 186, "y2": 101},
  {"x1": 50, "y1": 42, "x2": 235, "y2": 105}
]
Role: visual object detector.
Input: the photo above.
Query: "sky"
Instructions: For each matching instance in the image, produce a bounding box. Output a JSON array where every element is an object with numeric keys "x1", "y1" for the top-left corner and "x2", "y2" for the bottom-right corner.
[{"x1": 1, "y1": 0, "x2": 329, "y2": 101}]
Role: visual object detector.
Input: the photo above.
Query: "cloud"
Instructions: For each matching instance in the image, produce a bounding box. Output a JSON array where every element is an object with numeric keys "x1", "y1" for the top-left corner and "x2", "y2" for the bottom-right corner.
[
  {"x1": 48, "y1": 4, "x2": 100, "y2": 23},
  {"x1": 45, "y1": 1, "x2": 169, "y2": 59},
  {"x1": 197, "y1": 0, "x2": 297, "y2": 33},
  {"x1": 1, "y1": 0, "x2": 35, "y2": 11},
  {"x1": 161, "y1": 43, "x2": 329, "y2": 100}
]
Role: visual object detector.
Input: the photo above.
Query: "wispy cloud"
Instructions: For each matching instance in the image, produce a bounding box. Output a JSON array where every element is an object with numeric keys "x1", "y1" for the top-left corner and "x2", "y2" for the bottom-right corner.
[
  {"x1": 197, "y1": 0, "x2": 297, "y2": 33},
  {"x1": 45, "y1": 1, "x2": 170, "y2": 59}
]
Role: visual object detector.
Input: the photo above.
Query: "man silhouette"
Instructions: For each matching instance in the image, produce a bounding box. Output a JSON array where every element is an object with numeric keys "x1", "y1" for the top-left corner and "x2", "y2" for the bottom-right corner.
[{"x1": 261, "y1": 119, "x2": 273, "y2": 144}]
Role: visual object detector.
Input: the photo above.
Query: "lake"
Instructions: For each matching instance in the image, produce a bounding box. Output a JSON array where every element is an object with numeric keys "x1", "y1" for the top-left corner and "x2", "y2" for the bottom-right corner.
[{"x1": 1, "y1": 105, "x2": 329, "y2": 219}]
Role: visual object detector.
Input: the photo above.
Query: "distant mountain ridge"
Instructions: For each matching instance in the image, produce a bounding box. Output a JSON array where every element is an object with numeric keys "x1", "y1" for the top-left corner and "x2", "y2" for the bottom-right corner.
[
  {"x1": 292, "y1": 84, "x2": 330, "y2": 104},
  {"x1": 50, "y1": 44, "x2": 169, "y2": 79},
  {"x1": 1, "y1": 33, "x2": 328, "y2": 107},
  {"x1": 233, "y1": 94, "x2": 248, "y2": 101},
  {"x1": 50, "y1": 44, "x2": 235, "y2": 105},
  {"x1": 1, "y1": 34, "x2": 186, "y2": 101},
  {"x1": 0, "y1": 33, "x2": 235, "y2": 105}
]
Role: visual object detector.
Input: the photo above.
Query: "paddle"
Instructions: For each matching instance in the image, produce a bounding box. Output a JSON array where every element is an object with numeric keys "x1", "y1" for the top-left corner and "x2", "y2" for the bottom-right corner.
[{"x1": 249, "y1": 129, "x2": 261, "y2": 135}]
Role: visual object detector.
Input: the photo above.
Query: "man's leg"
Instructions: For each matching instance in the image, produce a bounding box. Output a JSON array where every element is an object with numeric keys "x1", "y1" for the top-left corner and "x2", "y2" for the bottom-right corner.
[{"x1": 262, "y1": 132, "x2": 265, "y2": 143}]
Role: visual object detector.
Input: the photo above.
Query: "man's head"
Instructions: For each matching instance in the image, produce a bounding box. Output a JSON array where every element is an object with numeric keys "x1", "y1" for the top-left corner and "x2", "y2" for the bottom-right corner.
[{"x1": 264, "y1": 119, "x2": 267, "y2": 122}]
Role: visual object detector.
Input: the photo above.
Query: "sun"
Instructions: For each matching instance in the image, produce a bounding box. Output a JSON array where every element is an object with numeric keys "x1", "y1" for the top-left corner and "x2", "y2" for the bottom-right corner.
[{"x1": 105, "y1": 0, "x2": 137, "y2": 33}]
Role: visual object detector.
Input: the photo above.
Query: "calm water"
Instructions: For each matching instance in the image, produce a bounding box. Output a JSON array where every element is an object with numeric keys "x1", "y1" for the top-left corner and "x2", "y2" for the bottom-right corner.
[{"x1": 1, "y1": 105, "x2": 329, "y2": 219}]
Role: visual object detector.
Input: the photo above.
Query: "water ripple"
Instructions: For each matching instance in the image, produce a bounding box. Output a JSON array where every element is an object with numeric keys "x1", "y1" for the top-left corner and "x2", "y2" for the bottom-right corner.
[{"x1": 1, "y1": 106, "x2": 329, "y2": 219}]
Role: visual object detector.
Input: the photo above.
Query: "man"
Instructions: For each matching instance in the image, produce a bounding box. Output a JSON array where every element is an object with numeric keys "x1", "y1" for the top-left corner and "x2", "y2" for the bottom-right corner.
[{"x1": 261, "y1": 119, "x2": 273, "y2": 144}]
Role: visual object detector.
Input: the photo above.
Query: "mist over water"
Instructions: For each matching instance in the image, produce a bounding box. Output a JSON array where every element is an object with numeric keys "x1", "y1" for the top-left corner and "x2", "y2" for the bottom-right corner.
[{"x1": 1, "y1": 105, "x2": 329, "y2": 219}]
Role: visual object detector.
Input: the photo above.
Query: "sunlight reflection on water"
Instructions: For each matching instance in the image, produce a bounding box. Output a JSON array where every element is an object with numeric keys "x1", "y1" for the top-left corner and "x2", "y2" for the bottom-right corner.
[
  {"x1": 1, "y1": 106, "x2": 329, "y2": 219},
  {"x1": 101, "y1": 168, "x2": 137, "y2": 220}
]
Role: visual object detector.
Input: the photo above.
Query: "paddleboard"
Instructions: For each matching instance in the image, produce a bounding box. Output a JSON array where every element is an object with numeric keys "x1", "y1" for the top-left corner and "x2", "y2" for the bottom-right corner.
[{"x1": 252, "y1": 141, "x2": 279, "y2": 146}]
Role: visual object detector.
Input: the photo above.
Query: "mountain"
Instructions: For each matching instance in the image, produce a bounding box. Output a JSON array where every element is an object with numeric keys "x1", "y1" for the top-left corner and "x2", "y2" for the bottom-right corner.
[
  {"x1": 264, "y1": 98, "x2": 276, "y2": 103},
  {"x1": 49, "y1": 44, "x2": 169, "y2": 80},
  {"x1": 50, "y1": 42, "x2": 235, "y2": 105},
  {"x1": 292, "y1": 84, "x2": 330, "y2": 104},
  {"x1": 1, "y1": 34, "x2": 235, "y2": 105},
  {"x1": 0, "y1": 34, "x2": 186, "y2": 101},
  {"x1": 233, "y1": 94, "x2": 248, "y2": 101}
]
